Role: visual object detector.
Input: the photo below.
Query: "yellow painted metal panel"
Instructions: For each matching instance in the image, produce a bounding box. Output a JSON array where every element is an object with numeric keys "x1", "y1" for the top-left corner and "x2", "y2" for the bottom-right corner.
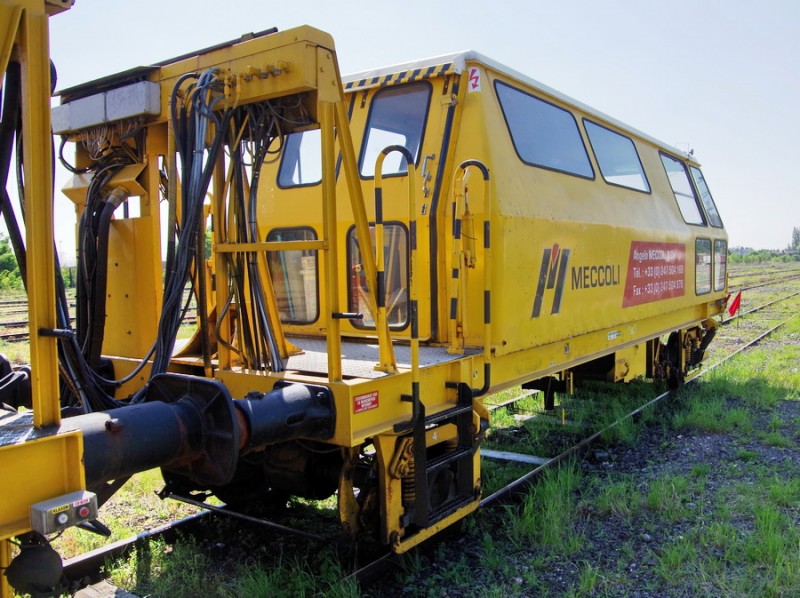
[
  {"x1": 0, "y1": 5, "x2": 22, "y2": 78},
  {"x1": 19, "y1": 6, "x2": 60, "y2": 427},
  {"x1": 104, "y1": 217, "x2": 161, "y2": 357},
  {"x1": 0, "y1": 430, "x2": 84, "y2": 539},
  {"x1": 0, "y1": 537, "x2": 10, "y2": 598}
]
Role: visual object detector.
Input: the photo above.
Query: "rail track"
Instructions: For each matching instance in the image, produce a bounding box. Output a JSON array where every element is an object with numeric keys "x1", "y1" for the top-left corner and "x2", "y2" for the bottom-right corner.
[{"x1": 50, "y1": 273, "x2": 800, "y2": 596}]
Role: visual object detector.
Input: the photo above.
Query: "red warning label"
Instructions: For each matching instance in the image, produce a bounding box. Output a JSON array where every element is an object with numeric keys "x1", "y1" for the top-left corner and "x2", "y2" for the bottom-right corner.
[
  {"x1": 623, "y1": 241, "x2": 685, "y2": 307},
  {"x1": 354, "y1": 391, "x2": 379, "y2": 414}
]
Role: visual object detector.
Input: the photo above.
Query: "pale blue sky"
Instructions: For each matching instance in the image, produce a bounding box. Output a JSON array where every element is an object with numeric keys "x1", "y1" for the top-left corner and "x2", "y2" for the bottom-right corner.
[{"x1": 46, "y1": 0, "x2": 799, "y2": 253}]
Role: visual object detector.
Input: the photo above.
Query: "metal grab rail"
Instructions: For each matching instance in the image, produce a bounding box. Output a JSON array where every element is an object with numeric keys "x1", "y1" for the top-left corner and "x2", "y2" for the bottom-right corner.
[
  {"x1": 448, "y1": 160, "x2": 491, "y2": 362},
  {"x1": 372, "y1": 146, "x2": 418, "y2": 374}
]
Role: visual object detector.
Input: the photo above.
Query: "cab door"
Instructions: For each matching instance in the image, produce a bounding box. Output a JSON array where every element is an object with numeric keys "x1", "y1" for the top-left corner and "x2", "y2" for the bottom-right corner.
[{"x1": 343, "y1": 74, "x2": 456, "y2": 341}]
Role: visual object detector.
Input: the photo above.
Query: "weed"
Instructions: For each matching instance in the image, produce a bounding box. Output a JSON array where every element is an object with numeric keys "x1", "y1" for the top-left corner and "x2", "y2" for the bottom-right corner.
[
  {"x1": 481, "y1": 531, "x2": 506, "y2": 571},
  {"x1": 759, "y1": 430, "x2": 792, "y2": 447},
  {"x1": 734, "y1": 448, "x2": 759, "y2": 462},
  {"x1": 699, "y1": 520, "x2": 738, "y2": 557},
  {"x1": 656, "y1": 538, "x2": 698, "y2": 585},
  {"x1": 505, "y1": 463, "x2": 583, "y2": 553},
  {"x1": 233, "y1": 552, "x2": 358, "y2": 598},
  {"x1": 110, "y1": 536, "x2": 217, "y2": 598},
  {"x1": 742, "y1": 503, "x2": 797, "y2": 568},
  {"x1": 593, "y1": 477, "x2": 642, "y2": 518},
  {"x1": 646, "y1": 475, "x2": 690, "y2": 521},
  {"x1": 765, "y1": 476, "x2": 800, "y2": 507},
  {"x1": 576, "y1": 561, "x2": 602, "y2": 595}
]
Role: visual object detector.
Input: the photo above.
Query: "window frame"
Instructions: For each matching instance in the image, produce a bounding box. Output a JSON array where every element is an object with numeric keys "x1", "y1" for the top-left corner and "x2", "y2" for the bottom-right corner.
[
  {"x1": 494, "y1": 80, "x2": 595, "y2": 180},
  {"x1": 689, "y1": 166, "x2": 724, "y2": 228},
  {"x1": 357, "y1": 81, "x2": 433, "y2": 180},
  {"x1": 582, "y1": 118, "x2": 651, "y2": 193},
  {"x1": 660, "y1": 152, "x2": 707, "y2": 226}
]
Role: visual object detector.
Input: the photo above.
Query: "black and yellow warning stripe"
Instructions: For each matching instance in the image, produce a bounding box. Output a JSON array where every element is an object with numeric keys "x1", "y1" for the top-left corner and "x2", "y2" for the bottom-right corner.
[{"x1": 344, "y1": 62, "x2": 457, "y2": 93}]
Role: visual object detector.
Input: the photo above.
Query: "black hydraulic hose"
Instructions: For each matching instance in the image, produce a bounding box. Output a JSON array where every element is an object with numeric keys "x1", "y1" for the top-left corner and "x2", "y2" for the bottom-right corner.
[
  {"x1": 0, "y1": 61, "x2": 27, "y2": 284},
  {"x1": 87, "y1": 197, "x2": 122, "y2": 368}
]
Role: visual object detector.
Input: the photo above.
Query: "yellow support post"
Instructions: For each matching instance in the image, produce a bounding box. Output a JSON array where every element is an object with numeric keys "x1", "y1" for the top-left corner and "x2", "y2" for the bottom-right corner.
[
  {"x1": 320, "y1": 100, "x2": 342, "y2": 382},
  {"x1": 18, "y1": 2, "x2": 59, "y2": 427},
  {"x1": 0, "y1": 537, "x2": 10, "y2": 598}
]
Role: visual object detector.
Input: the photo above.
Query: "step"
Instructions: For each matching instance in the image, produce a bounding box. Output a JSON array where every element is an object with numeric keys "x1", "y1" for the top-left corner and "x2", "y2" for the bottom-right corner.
[
  {"x1": 427, "y1": 494, "x2": 477, "y2": 526},
  {"x1": 425, "y1": 403, "x2": 473, "y2": 426},
  {"x1": 425, "y1": 446, "x2": 474, "y2": 474}
]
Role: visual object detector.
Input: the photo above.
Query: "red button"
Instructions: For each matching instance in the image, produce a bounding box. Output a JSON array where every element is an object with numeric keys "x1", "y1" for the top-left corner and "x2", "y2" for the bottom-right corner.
[{"x1": 78, "y1": 507, "x2": 90, "y2": 518}]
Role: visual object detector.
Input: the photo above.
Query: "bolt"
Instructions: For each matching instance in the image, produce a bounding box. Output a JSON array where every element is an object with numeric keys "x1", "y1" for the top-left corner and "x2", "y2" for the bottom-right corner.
[{"x1": 105, "y1": 418, "x2": 123, "y2": 433}]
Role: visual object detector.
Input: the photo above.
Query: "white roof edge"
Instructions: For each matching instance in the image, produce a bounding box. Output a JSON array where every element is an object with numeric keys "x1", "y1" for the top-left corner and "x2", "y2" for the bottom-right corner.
[{"x1": 343, "y1": 51, "x2": 695, "y2": 162}]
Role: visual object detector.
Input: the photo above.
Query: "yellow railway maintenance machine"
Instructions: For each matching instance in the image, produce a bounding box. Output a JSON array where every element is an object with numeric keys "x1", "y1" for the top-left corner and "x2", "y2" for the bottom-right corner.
[{"x1": 1, "y1": 2, "x2": 728, "y2": 595}]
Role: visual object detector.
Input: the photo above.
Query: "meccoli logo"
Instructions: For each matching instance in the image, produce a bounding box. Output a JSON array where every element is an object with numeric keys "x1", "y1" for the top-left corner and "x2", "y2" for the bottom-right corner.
[
  {"x1": 532, "y1": 244, "x2": 622, "y2": 317},
  {"x1": 532, "y1": 244, "x2": 570, "y2": 318}
]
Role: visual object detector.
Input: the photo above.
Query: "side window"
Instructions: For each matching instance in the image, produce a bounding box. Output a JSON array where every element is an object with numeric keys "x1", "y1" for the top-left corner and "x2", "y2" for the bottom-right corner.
[
  {"x1": 583, "y1": 120, "x2": 650, "y2": 192},
  {"x1": 695, "y1": 238, "x2": 712, "y2": 295},
  {"x1": 347, "y1": 224, "x2": 409, "y2": 329},
  {"x1": 266, "y1": 228, "x2": 319, "y2": 323},
  {"x1": 714, "y1": 239, "x2": 727, "y2": 292},
  {"x1": 278, "y1": 130, "x2": 322, "y2": 187},
  {"x1": 359, "y1": 83, "x2": 431, "y2": 177},
  {"x1": 690, "y1": 167, "x2": 723, "y2": 228},
  {"x1": 495, "y1": 81, "x2": 593, "y2": 178},
  {"x1": 661, "y1": 154, "x2": 705, "y2": 225}
]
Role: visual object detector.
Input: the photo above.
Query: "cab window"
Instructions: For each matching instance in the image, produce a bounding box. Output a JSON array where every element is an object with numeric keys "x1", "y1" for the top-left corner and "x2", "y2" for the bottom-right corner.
[
  {"x1": 714, "y1": 239, "x2": 727, "y2": 292},
  {"x1": 347, "y1": 224, "x2": 409, "y2": 329},
  {"x1": 661, "y1": 154, "x2": 705, "y2": 225},
  {"x1": 690, "y1": 166, "x2": 723, "y2": 228},
  {"x1": 584, "y1": 120, "x2": 650, "y2": 192},
  {"x1": 278, "y1": 130, "x2": 322, "y2": 187},
  {"x1": 495, "y1": 81, "x2": 593, "y2": 179},
  {"x1": 695, "y1": 238, "x2": 712, "y2": 295},
  {"x1": 359, "y1": 82, "x2": 431, "y2": 177},
  {"x1": 266, "y1": 228, "x2": 319, "y2": 323}
]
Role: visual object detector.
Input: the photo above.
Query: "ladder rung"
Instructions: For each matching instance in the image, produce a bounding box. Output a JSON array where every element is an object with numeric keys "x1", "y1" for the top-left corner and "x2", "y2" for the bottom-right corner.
[
  {"x1": 425, "y1": 404, "x2": 472, "y2": 426},
  {"x1": 426, "y1": 446, "x2": 473, "y2": 474}
]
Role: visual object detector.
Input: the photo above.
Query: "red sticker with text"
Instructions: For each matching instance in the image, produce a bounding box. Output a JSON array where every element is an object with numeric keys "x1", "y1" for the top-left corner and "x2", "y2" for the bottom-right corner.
[
  {"x1": 354, "y1": 391, "x2": 379, "y2": 414},
  {"x1": 623, "y1": 241, "x2": 685, "y2": 307}
]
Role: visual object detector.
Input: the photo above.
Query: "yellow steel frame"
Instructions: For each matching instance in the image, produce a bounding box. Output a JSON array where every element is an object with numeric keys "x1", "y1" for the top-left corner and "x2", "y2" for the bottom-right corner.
[{"x1": 0, "y1": 3, "x2": 86, "y2": 597}]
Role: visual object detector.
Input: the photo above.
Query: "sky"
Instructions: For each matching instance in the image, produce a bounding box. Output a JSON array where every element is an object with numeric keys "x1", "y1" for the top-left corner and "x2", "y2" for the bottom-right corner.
[{"x1": 39, "y1": 0, "x2": 800, "y2": 260}]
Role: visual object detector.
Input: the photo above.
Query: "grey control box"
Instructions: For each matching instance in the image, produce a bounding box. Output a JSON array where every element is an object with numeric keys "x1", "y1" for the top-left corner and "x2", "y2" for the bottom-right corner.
[{"x1": 30, "y1": 490, "x2": 99, "y2": 535}]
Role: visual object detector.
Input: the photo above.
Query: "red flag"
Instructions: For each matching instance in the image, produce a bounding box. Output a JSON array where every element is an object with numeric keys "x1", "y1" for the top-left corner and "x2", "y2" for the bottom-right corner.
[{"x1": 728, "y1": 291, "x2": 742, "y2": 317}]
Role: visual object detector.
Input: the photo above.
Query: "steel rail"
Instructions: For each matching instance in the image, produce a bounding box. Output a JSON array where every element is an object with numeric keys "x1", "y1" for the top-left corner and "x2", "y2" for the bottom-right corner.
[{"x1": 62, "y1": 510, "x2": 212, "y2": 584}]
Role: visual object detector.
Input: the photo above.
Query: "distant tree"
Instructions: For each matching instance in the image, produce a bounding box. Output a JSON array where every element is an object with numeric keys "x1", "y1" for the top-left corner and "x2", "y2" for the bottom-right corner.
[
  {"x1": 0, "y1": 235, "x2": 22, "y2": 290},
  {"x1": 792, "y1": 226, "x2": 800, "y2": 250}
]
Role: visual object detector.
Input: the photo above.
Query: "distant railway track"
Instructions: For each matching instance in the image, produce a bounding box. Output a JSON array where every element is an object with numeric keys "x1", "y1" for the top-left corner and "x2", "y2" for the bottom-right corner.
[
  {"x1": 728, "y1": 270, "x2": 800, "y2": 292},
  {"x1": 0, "y1": 311, "x2": 198, "y2": 343},
  {"x1": 58, "y1": 296, "x2": 800, "y2": 595},
  {"x1": 721, "y1": 290, "x2": 800, "y2": 326}
]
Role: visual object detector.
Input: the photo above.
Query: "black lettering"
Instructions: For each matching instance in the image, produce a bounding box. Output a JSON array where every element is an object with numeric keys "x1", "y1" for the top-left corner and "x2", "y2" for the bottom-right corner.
[
  {"x1": 571, "y1": 267, "x2": 582, "y2": 289},
  {"x1": 569, "y1": 263, "x2": 622, "y2": 291}
]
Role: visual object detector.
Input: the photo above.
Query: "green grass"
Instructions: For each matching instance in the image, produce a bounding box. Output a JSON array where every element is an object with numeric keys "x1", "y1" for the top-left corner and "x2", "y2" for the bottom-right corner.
[
  {"x1": 233, "y1": 553, "x2": 359, "y2": 598},
  {"x1": 109, "y1": 535, "x2": 219, "y2": 598},
  {"x1": 593, "y1": 476, "x2": 642, "y2": 518},
  {"x1": 504, "y1": 463, "x2": 583, "y2": 553},
  {"x1": 53, "y1": 469, "x2": 202, "y2": 558},
  {"x1": 645, "y1": 474, "x2": 691, "y2": 521}
]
